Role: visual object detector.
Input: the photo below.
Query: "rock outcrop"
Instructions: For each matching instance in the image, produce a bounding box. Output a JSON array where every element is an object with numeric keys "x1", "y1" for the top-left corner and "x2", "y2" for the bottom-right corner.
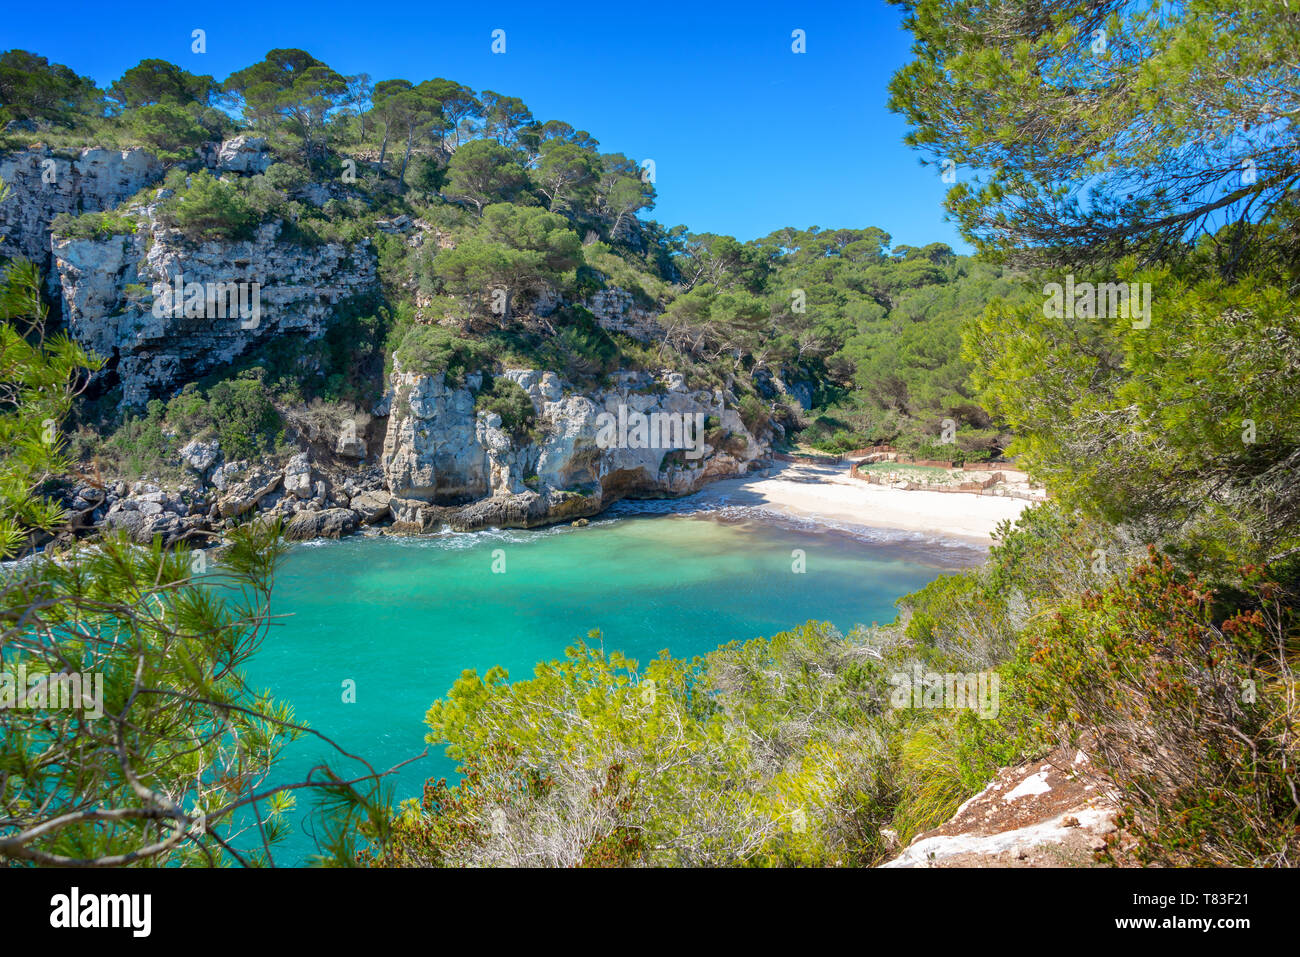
[
  {"x1": 52, "y1": 220, "x2": 378, "y2": 405},
  {"x1": 0, "y1": 146, "x2": 164, "y2": 280},
  {"x1": 199, "y1": 135, "x2": 274, "y2": 175},
  {"x1": 381, "y1": 365, "x2": 768, "y2": 530},
  {"x1": 881, "y1": 746, "x2": 1123, "y2": 868},
  {"x1": 585, "y1": 287, "x2": 664, "y2": 341}
]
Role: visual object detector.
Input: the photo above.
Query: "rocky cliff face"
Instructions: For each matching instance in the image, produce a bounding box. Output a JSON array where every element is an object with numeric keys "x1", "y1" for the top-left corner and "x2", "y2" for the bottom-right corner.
[
  {"x1": 381, "y1": 366, "x2": 768, "y2": 531},
  {"x1": 5, "y1": 136, "x2": 781, "y2": 542},
  {"x1": 0, "y1": 146, "x2": 164, "y2": 281},
  {"x1": 0, "y1": 138, "x2": 379, "y2": 405},
  {"x1": 52, "y1": 221, "x2": 378, "y2": 405},
  {"x1": 585, "y1": 287, "x2": 664, "y2": 341}
]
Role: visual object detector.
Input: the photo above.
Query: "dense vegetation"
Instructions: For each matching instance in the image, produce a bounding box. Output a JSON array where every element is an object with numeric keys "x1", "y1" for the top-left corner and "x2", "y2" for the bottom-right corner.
[
  {"x1": 5, "y1": 42, "x2": 1028, "y2": 469},
  {"x1": 366, "y1": 0, "x2": 1300, "y2": 868},
  {"x1": 2, "y1": 0, "x2": 1297, "y2": 867}
]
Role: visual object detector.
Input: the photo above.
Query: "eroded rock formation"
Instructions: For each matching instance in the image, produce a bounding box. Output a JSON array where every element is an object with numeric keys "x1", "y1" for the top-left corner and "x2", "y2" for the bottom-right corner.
[{"x1": 381, "y1": 366, "x2": 767, "y2": 531}]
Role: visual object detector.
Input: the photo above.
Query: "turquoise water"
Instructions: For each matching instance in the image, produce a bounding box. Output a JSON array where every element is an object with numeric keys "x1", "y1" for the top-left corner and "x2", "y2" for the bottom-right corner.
[{"x1": 242, "y1": 507, "x2": 980, "y2": 863}]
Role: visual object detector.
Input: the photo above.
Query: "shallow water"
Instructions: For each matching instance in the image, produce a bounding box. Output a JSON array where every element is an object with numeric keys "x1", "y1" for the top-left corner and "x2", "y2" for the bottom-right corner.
[{"x1": 241, "y1": 507, "x2": 981, "y2": 862}]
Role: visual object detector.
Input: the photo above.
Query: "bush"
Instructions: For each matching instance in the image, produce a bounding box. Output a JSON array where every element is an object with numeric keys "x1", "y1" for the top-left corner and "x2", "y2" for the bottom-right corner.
[
  {"x1": 475, "y1": 376, "x2": 536, "y2": 440},
  {"x1": 51, "y1": 210, "x2": 138, "y2": 240},
  {"x1": 536, "y1": 306, "x2": 620, "y2": 380},
  {"x1": 394, "y1": 324, "x2": 493, "y2": 381},
  {"x1": 737, "y1": 394, "x2": 772, "y2": 437},
  {"x1": 94, "y1": 375, "x2": 282, "y2": 477},
  {"x1": 205, "y1": 376, "x2": 281, "y2": 459},
  {"x1": 101, "y1": 403, "x2": 173, "y2": 478},
  {"x1": 122, "y1": 103, "x2": 206, "y2": 161},
  {"x1": 262, "y1": 161, "x2": 309, "y2": 194},
  {"x1": 159, "y1": 170, "x2": 257, "y2": 241},
  {"x1": 1015, "y1": 552, "x2": 1299, "y2": 866}
]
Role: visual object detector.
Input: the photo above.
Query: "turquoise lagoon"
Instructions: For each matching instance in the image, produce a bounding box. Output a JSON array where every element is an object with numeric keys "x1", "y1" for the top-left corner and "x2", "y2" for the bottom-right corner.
[{"x1": 242, "y1": 502, "x2": 984, "y2": 862}]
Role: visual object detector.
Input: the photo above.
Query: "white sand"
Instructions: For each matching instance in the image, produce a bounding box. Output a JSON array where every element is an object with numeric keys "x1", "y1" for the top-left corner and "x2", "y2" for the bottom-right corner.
[{"x1": 692, "y1": 461, "x2": 1035, "y2": 545}]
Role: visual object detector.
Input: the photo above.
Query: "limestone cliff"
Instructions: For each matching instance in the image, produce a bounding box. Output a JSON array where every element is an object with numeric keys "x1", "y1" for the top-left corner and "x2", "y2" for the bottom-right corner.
[
  {"x1": 0, "y1": 146, "x2": 164, "y2": 283},
  {"x1": 52, "y1": 220, "x2": 378, "y2": 405},
  {"x1": 2, "y1": 135, "x2": 779, "y2": 542},
  {"x1": 381, "y1": 366, "x2": 768, "y2": 531}
]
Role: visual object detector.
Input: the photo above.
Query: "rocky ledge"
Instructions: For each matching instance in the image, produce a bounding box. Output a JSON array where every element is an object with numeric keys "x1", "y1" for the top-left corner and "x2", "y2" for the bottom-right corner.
[
  {"x1": 66, "y1": 362, "x2": 772, "y2": 547},
  {"x1": 381, "y1": 366, "x2": 768, "y2": 532},
  {"x1": 880, "y1": 745, "x2": 1128, "y2": 867}
]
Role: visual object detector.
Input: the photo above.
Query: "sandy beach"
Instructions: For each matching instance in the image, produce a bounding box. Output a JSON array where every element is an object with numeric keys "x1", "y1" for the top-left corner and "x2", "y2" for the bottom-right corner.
[{"x1": 691, "y1": 461, "x2": 1037, "y2": 545}]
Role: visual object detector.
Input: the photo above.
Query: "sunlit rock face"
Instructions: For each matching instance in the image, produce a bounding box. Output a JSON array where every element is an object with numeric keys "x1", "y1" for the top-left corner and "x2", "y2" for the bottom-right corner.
[
  {"x1": 52, "y1": 222, "x2": 378, "y2": 406},
  {"x1": 0, "y1": 146, "x2": 164, "y2": 280},
  {"x1": 381, "y1": 365, "x2": 768, "y2": 530}
]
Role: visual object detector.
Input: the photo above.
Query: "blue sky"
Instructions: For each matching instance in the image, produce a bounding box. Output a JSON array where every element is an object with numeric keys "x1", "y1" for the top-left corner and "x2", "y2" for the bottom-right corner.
[{"x1": 4, "y1": 0, "x2": 968, "y2": 251}]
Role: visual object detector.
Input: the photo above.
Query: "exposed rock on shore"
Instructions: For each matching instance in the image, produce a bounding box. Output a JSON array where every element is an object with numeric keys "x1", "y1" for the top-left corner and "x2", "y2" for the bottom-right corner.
[{"x1": 380, "y1": 366, "x2": 768, "y2": 531}]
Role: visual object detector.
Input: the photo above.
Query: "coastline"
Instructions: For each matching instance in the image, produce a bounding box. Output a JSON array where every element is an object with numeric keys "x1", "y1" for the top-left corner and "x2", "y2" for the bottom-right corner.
[
  {"x1": 67, "y1": 457, "x2": 1037, "y2": 557},
  {"x1": 682, "y1": 460, "x2": 1036, "y2": 546}
]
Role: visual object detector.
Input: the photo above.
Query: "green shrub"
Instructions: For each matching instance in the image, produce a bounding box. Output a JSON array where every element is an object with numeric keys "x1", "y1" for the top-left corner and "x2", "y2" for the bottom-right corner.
[
  {"x1": 94, "y1": 375, "x2": 282, "y2": 477},
  {"x1": 102, "y1": 403, "x2": 174, "y2": 478},
  {"x1": 51, "y1": 210, "x2": 138, "y2": 240},
  {"x1": 158, "y1": 170, "x2": 257, "y2": 241},
  {"x1": 738, "y1": 394, "x2": 772, "y2": 437},
  {"x1": 475, "y1": 376, "x2": 536, "y2": 440},
  {"x1": 203, "y1": 376, "x2": 281, "y2": 459},
  {"x1": 122, "y1": 103, "x2": 206, "y2": 161},
  {"x1": 535, "y1": 306, "x2": 619, "y2": 380},
  {"x1": 1014, "y1": 553, "x2": 1299, "y2": 866},
  {"x1": 394, "y1": 324, "x2": 493, "y2": 381}
]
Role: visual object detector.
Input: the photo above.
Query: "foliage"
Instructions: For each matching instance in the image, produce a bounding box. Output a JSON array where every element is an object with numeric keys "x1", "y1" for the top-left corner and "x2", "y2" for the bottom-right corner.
[
  {"x1": 0, "y1": 49, "x2": 100, "y2": 124},
  {"x1": 94, "y1": 374, "x2": 283, "y2": 479},
  {"x1": 474, "y1": 376, "x2": 536, "y2": 440},
  {"x1": 966, "y1": 263, "x2": 1300, "y2": 564},
  {"x1": 429, "y1": 204, "x2": 582, "y2": 319},
  {"x1": 51, "y1": 210, "x2": 139, "y2": 240},
  {"x1": 121, "y1": 102, "x2": 207, "y2": 161},
  {"x1": 107, "y1": 58, "x2": 216, "y2": 110},
  {"x1": 1015, "y1": 552, "x2": 1299, "y2": 866},
  {"x1": 157, "y1": 170, "x2": 259, "y2": 241},
  {"x1": 393, "y1": 323, "x2": 494, "y2": 381},
  {"x1": 372, "y1": 624, "x2": 901, "y2": 867},
  {"x1": 442, "y1": 139, "x2": 530, "y2": 212},
  {"x1": 887, "y1": 0, "x2": 1300, "y2": 274},
  {"x1": 223, "y1": 49, "x2": 347, "y2": 159},
  {"x1": 0, "y1": 256, "x2": 101, "y2": 560}
]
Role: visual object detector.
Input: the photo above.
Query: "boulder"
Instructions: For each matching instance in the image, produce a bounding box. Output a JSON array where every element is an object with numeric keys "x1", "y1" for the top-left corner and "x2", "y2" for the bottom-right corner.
[
  {"x1": 283, "y1": 453, "x2": 314, "y2": 499},
  {"x1": 216, "y1": 467, "x2": 281, "y2": 518},
  {"x1": 209, "y1": 135, "x2": 273, "y2": 174},
  {"x1": 180, "y1": 437, "x2": 221, "y2": 474},
  {"x1": 284, "y1": 507, "x2": 359, "y2": 541},
  {"x1": 350, "y1": 489, "x2": 391, "y2": 525},
  {"x1": 448, "y1": 488, "x2": 601, "y2": 532},
  {"x1": 335, "y1": 433, "x2": 367, "y2": 459}
]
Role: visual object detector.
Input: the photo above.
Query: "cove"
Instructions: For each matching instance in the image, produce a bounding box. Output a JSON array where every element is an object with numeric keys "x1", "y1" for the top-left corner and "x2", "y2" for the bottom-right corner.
[{"x1": 241, "y1": 508, "x2": 982, "y2": 863}]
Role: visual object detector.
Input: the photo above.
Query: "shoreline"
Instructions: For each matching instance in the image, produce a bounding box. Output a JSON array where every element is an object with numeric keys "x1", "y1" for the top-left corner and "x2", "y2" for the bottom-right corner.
[
  {"x1": 680, "y1": 460, "x2": 1036, "y2": 546},
  {"x1": 64, "y1": 459, "x2": 1036, "y2": 558}
]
